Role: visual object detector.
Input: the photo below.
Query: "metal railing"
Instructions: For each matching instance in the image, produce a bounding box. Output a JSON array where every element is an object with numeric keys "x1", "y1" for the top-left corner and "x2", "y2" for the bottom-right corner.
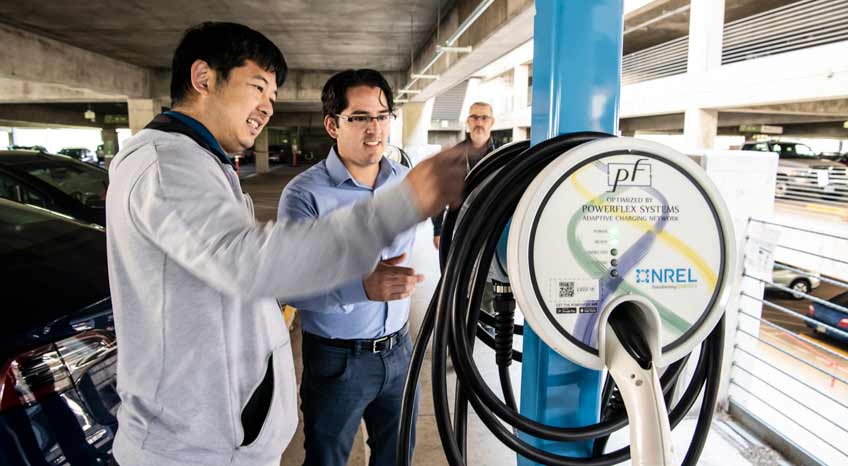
[
  {"x1": 722, "y1": 0, "x2": 848, "y2": 65},
  {"x1": 729, "y1": 217, "x2": 848, "y2": 465},
  {"x1": 622, "y1": 0, "x2": 848, "y2": 84},
  {"x1": 621, "y1": 36, "x2": 688, "y2": 85}
]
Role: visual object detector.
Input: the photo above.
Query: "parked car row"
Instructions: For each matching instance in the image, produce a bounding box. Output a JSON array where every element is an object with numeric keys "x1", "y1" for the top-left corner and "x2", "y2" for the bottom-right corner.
[
  {"x1": 57, "y1": 148, "x2": 99, "y2": 165},
  {"x1": 8, "y1": 146, "x2": 106, "y2": 166}
]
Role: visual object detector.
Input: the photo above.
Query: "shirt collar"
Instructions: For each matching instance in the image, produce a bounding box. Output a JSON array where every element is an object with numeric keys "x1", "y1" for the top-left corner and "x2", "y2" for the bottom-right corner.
[
  {"x1": 326, "y1": 146, "x2": 397, "y2": 189},
  {"x1": 163, "y1": 111, "x2": 232, "y2": 166}
]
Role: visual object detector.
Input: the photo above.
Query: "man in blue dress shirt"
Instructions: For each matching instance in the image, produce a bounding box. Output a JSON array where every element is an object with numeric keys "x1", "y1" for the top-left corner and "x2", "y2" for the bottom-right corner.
[{"x1": 278, "y1": 69, "x2": 423, "y2": 466}]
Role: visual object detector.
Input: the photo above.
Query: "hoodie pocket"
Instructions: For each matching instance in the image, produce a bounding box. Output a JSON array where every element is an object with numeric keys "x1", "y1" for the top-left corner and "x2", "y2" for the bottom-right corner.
[
  {"x1": 238, "y1": 343, "x2": 298, "y2": 452},
  {"x1": 240, "y1": 353, "x2": 275, "y2": 446}
]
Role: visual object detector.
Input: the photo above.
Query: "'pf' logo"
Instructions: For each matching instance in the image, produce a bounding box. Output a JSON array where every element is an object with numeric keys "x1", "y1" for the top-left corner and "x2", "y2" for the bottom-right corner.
[{"x1": 608, "y1": 158, "x2": 652, "y2": 192}]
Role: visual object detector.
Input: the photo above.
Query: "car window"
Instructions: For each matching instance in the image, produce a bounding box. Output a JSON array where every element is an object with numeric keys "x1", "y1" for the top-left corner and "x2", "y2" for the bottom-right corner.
[
  {"x1": 20, "y1": 184, "x2": 49, "y2": 208},
  {"x1": 780, "y1": 143, "x2": 817, "y2": 159},
  {"x1": 754, "y1": 143, "x2": 768, "y2": 151},
  {"x1": 833, "y1": 291, "x2": 848, "y2": 308},
  {"x1": 0, "y1": 172, "x2": 50, "y2": 208},
  {"x1": 23, "y1": 162, "x2": 107, "y2": 208},
  {"x1": 794, "y1": 144, "x2": 815, "y2": 157},
  {"x1": 0, "y1": 172, "x2": 18, "y2": 201}
]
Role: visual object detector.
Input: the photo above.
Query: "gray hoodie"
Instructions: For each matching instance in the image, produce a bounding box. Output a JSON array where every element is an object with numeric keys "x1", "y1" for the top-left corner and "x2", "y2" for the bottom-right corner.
[{"x1": 106, "y1": 129, "x2": 421, "y2": 466}]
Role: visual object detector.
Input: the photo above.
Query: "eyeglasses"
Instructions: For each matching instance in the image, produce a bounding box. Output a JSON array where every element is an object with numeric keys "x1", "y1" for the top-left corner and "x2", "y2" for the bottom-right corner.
[
  {"x1": 468, "y1": 114, "x2": 492, "y2": 122},
  {"x1": 334, "y1": 113, "x2": 396, "y2": 126}
]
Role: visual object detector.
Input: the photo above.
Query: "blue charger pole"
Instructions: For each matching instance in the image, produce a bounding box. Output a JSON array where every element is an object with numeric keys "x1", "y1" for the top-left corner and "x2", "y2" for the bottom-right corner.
[{"x1": 518, "y1": 1, "x2": 624, "y2": 463}]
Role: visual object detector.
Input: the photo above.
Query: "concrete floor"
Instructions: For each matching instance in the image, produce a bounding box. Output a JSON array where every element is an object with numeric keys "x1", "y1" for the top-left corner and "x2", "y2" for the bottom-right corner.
[{"x1": 241, "y1": 163, "x2": 794, "y2": 466}]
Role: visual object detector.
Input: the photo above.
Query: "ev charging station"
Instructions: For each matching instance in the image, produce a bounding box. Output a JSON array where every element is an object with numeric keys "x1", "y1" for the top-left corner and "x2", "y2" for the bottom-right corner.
[{"x1": 397, "y1": 1, "x2": 738, "y2": 465}]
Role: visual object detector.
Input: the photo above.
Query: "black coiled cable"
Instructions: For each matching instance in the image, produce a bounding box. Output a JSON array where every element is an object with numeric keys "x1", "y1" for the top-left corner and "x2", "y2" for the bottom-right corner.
[{"x1": 397, "y1": 132, "x2": 726, "y2": 466}]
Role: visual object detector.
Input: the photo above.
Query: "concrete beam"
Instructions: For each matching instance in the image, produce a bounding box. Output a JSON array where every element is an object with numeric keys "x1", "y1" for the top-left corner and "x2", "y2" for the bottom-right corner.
[
  {"x1": 776, "y1": 122, "x2": 848, "y2": 139},
  {"x1": 621, "y1": 112, "x2": 847, "y2": 133},
  {"x1": 0, "y1": 104, "x2": 115, "y2": 129},
  {"x1": 0, "y1": 77, "x2": 125, "y2": 103},
  {"x1": 620, "y1": 113, "x2": 684, "y2": 133},
  {"x1": 404, "y1": 0, "x2": 534, "y2": 103},
  {"x1": 730, "y1": 99, "x2": 848, "y2": 117},
  {"x1": 0, "y1": 21, "x2": 397, "y2": 108},
  {"x1": 719, "y1": 112, "x2": 848, "y2": 127},
  {"x1": 0, "y1": 23, "x2": 152, "y2": 98},
  {"x1": 277, "y1": 70, "x2": 404, "y2": 106}
]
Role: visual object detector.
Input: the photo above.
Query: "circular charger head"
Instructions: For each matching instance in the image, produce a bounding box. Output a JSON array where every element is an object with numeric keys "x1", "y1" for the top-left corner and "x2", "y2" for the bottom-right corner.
[{"x1": 507, "y1": 137, "x2": 735, "y2": 369}]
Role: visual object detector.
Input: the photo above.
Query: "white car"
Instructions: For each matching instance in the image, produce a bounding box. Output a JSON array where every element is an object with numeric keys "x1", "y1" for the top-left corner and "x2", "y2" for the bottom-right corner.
[{"x1": 767, "y1": 263, "x2": 821, "y2": 299}]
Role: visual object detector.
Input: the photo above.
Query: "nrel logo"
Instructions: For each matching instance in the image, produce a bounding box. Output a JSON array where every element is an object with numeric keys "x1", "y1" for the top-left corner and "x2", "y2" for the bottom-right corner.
[
  {"x1": 636, "y1": 268, "x2": 698, "y2": 284},
  {"x1": 608, "y1": 158, "x2": 652, "y2": 192}
]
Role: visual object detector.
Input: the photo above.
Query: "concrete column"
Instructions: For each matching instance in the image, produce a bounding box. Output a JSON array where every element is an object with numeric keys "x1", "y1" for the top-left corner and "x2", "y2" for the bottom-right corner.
[
  {"x1": 512, "y1": 126, "x2": 528, "y2": 141},
  {"x1": 513, "y1": 64, "x2": 530, "y2": 111},
  {"x1": 684, "y1": 108, "x2": 719, "y2": 150},
  {"x1": 401, "y1": 98, "x2": 434, "y2": 149},
  {"x1": 100, "y1": 128, "x2": 119, "y2": 167},
  {"x1": 684, "y1": 0, "x2": 725, "y2": 150},
  {"x1": 128, "y1": 98, "x2": 169, "y2": 135},
  {"x1": 254, "y1": 127, "x2": 270, "y2": 174},
  {"x1": 687, "y1": 0, "x2": 725, "y2": 75},
  {"x1": 389, "y1": 107, "x2": 404, "y2": 146}
]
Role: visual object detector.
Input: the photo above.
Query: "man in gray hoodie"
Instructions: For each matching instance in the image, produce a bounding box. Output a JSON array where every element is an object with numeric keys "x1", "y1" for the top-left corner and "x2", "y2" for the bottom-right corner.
[{"x1": 106, "y1": 22, "x2": 466, "y2": 466}]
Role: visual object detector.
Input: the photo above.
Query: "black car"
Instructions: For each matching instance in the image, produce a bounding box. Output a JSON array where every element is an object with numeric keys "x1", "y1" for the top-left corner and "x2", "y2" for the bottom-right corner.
[
  {"x1": 0, "y1": 199, "x2": 117, "y2": 465},
  {"x1": 0, "y1": 151, "x2": 108, "y2": 226},
  {"x1": 57, "y1": 148, "x2": 98, "y2": 165}
]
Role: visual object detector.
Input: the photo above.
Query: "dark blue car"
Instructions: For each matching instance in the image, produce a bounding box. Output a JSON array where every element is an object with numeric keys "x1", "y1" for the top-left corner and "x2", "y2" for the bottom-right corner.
[
  {"x1": 0, "y1": 199, "x2": 117, "y2": 465},
  {"x1": 807, "y1": 291, "x2": 848, "y2": 344}
]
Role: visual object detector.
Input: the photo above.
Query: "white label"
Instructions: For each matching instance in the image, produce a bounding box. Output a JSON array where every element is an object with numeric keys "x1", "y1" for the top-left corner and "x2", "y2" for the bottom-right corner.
[
  {"x1": 549, "y1": 279, "x2": 600, "y2": 304},
  {"x1": 744, "y1": 222, "x2": 780, "y2": 283}
]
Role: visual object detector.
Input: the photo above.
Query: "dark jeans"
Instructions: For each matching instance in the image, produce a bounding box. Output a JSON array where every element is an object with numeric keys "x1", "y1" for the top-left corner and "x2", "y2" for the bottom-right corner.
[{"x1": 300, "y1": 332, "x2": 418, "y2": 466}]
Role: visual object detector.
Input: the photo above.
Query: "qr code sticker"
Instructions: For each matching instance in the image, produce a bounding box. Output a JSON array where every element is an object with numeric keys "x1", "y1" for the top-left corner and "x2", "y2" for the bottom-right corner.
[{"x1": 559, "y1": 281, "x2": 575, "y2": 298}]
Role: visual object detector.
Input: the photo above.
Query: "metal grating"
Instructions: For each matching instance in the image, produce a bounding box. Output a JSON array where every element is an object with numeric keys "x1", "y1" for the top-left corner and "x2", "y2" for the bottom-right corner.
[
  {"x1": 622, "y1": 36, "x2": 688, "y2": 85},
  {"x1": 723, "y1": 0, "x2": 848, "y2": 65},
  {"x1": 622, "y1": 0, "x2": 848, "y2": 85}
]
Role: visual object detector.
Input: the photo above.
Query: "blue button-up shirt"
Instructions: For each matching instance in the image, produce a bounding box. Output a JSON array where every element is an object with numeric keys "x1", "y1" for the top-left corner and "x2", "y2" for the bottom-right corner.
[{"x1": 278, "y1": 147, "x2": 416, "y2": 339}]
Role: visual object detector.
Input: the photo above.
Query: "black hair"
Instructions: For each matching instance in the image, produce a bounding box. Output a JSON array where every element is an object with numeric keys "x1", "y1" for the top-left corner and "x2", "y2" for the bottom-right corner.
[
  {"x1": 321, "y1": 69, "x2": 394, "y2": 118},
  {"x1": 170, "y1": 22, "x2": 287, "y2": 106}
]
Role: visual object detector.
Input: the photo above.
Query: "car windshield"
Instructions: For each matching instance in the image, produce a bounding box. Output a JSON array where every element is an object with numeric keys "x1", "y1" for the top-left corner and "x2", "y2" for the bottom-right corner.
[{"x1": 20, "y1": 161, "x2": 108, "y2": 208}]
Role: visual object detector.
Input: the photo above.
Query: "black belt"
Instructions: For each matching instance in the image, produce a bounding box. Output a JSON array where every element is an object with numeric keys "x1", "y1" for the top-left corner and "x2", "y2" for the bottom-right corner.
[{"x1": 304, "y1": 324, "x2": 409, "y2": 353}]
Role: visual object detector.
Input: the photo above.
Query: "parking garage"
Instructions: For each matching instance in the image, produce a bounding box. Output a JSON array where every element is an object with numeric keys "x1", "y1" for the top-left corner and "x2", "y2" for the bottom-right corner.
[{"x1": 1, "y1": 1, "x2": 847, "y2": 465}]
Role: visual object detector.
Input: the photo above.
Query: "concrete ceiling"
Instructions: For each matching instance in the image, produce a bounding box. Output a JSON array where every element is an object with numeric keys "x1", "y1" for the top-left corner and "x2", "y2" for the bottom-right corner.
[
  {"x1": 624, "y1": 0, "x2": 801, "y2": 54},
  {"x1": 0, "y1": 0, "x2": 453, "y2": 71}
]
